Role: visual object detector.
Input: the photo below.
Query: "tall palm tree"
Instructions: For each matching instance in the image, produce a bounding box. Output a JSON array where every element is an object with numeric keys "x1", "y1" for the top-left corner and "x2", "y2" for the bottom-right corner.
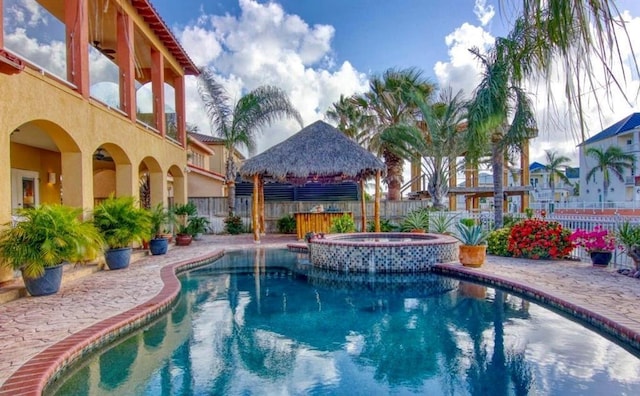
[
  {"x1": 197, "y1": 67, "x2": 303, "y2": 215},
  {"x1": 355, "y1": 68, "x2": 435, "y2": 201},
  {"x1": 585, "y1": 146, "x2": 635, "y2": 202},
  {"x1": 325, "y1": 94, "x2": 370, "y2": 145},
  {"x1": 542, "y1": 150, "x2": 572, "y2": 205},
  {"x1": 467, "y1": 21, "x2": 538, "y2": 229},
  {"x1": 515, "y1": 1, "x2": 638, "y2": 141},
  {"x1": 379, "y1": 88, "x2": 467, "y2": 209}
]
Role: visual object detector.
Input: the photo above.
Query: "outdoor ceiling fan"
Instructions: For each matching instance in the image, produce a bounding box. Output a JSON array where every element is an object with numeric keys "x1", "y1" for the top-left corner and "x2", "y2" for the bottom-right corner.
[
  {"x1": 94, "y1": 147, "x2": 114, "y2": 162},
  {"x1": 92, "y1": 41, "x2": 115, "y2": 60}
]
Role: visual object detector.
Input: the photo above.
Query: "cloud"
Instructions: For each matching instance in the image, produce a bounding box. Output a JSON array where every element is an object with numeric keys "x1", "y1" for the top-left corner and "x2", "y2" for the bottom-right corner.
[
  {"x1": 177, "y1": 0, "x2": 369, "y2": 153},
  {"x1": 473, "y1": 0, "x2": 495, "y2": 27}
]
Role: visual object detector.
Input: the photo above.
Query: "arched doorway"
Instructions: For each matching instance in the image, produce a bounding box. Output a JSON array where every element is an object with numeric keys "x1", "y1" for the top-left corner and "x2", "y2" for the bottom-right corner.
[{"x1": 92, "y1": 143, "x2": 131, "y2": 206}]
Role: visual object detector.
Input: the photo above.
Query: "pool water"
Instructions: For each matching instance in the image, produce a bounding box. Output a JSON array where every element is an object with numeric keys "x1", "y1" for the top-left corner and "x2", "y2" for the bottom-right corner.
[{"x1": 50, "y1": 249, "x2": 640, "y2": 395}]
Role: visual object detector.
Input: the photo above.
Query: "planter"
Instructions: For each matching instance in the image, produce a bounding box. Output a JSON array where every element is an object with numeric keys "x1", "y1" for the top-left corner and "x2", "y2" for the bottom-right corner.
[
  {"x1": 590, "y1": 251, "x2": 612, "y2": 266},
  {"x1": 22, "y1": 263, "x2": 63, "y2": 296},
  {"x1": 149, "y1": 238, "x2": 169, "y2": 255},
  {"x1": 105, "y1": 247, "x2": 132, "y2": 270},
  {"x1": 459, "y1": 244, "x2": 487, "y2": 268},
  {"x1": 175, "y1": 234, "x2": 193, "y2": 246}
]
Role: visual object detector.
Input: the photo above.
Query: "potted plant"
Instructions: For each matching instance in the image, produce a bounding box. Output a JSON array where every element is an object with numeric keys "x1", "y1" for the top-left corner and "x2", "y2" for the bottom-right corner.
[
  {"x1": 454, "y1": 220, "x2": 490, "y2": 268},
  {"x1": 148, "y1": 204, "x2": 174, "y2": 255},
  {"x1": 616, "y1": 221, "x2": 640, "y2": 272},
  {"x1": 0, "y1": 204, "x2": 104, "y2": 296},
  {"x1": 188, "y1": 215, "x2": 210, "y2": 240},
  {"x1": 173, "y1": 202, "x2": 197, "y2": 246},
  {"x1": 400, "y1": 209, "x2": 430, "y2": 233},
  {"x1": 569, "y1": 225, "x2": 615, "y2": 266},
  {"x1": 429, "y1": 211, "x2": 457, "y2": 234},
  {"x1": 93, "y1": 196, "x2": 152, "y2": 270}
]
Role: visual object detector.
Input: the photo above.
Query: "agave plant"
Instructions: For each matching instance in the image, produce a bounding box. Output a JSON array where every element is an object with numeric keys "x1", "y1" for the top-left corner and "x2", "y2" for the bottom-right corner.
[
  {"x1": 454, "y1": 222, "x2": 490, "y2": 246},
  {"x1": 401, "y1": 209, "x2": 430, "y2": 232},
  {"x1": 429, "y1": 211, "x2": 458, "y2": 234}
]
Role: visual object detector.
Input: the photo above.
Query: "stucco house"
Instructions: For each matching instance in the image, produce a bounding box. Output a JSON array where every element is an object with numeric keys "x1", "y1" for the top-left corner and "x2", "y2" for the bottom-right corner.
[{"x1": 0, "y1": 0, "x2": 199, "y2": 281}]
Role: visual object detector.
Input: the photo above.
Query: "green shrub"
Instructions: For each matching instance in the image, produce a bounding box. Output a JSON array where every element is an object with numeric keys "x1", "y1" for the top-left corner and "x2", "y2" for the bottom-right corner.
[
  {"x1": 460, "y1": 218, "x2": 476, "y2": 227},
  {"x1": 224, "y1": 215, "x2": 244, "y2": 235},
  {"x1": 502, "y1": 214, "x2": 519, "y2": 228},
  {"x1": 276, "y1": 214, "x2": 296, "y2": 234},
  {"x1": 330, "y1": 214, "x2": 356, "y2": 233},
  {"x1": 430, "y1": 211, "x2": 457, "y2": 234},
  {"x1": 367, "y1": 218, "x2": 400, "y2": 232},
  {"x1": 487, "y1": 227, "x2": 512, "y2": 257}
]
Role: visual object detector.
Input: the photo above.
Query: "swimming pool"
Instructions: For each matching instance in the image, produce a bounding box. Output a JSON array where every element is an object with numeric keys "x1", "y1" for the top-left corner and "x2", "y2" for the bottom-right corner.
[{"x1": 49, "y1": 249, "x2": 640, "y2": 395}]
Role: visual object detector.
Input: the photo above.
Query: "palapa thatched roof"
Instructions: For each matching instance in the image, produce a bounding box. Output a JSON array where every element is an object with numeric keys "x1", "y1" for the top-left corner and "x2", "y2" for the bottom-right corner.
[{"x1": 239, "y1": 120, "x2": 386, "y2": 184}]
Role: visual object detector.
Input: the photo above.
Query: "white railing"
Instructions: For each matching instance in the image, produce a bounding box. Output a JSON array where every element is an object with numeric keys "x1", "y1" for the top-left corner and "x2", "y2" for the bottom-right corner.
[{"x1": 529, "y1": 201, "x2": 640, "y2": 212}]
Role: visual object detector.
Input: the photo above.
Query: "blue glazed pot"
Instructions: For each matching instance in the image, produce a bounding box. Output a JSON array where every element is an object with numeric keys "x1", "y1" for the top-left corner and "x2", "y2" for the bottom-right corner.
[
  {"x1": 22, "y1": 263, "x2": 63, "y2": 296},
  {"x1": 590, "y1": 251, "x2": 612, "y2": 266},
  {"x1": 105, "y1": 247, "x2": 132, "y2": 270},
  {"x1": 149, "y1": 238, "x2": 168, "y2": 255}
]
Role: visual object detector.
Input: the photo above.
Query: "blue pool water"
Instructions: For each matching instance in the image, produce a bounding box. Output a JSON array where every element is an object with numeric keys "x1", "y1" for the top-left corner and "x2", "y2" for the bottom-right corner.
[{"x1": 50, "y1": 249, "x2": 640, "y2": 395}]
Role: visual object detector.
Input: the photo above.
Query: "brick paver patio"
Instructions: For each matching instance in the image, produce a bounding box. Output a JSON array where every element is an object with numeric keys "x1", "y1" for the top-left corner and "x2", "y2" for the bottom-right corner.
[{"x1": 1, "y1": 233, "x2": 640, "y2": 394}]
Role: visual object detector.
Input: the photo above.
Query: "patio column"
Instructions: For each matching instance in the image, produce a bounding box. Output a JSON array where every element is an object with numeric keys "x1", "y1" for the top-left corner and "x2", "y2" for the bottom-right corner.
[
  {"x1": 374, "y1": 170, "x2": 381, "y2": 232},
  {"x1": 65, "y1": 0, "x2": 89, "y2": 98},
  {"x1": 252, "y1": 174, "x2": 260, "y2": 243},
  {"x1": 117, "y1": 11, "x2": 136, "y2": 122},
  {"x1": 360, "y1": 178, "x2": 366, "y2": 232},
  {"x1": 151, "y1": 49, "x2": 165, "y2": 137},
  {"x1": 174, "y1": 75, "x2": 187, "y2": 148}
]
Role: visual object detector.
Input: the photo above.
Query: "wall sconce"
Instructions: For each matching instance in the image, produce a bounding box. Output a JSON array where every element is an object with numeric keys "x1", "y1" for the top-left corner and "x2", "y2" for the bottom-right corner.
[
  {"x1": 48, "y1": 172, "x2": 56, "y2": 184},
  {"x1": 610, "y1": 187, "x2": 615, "y2": 192}
]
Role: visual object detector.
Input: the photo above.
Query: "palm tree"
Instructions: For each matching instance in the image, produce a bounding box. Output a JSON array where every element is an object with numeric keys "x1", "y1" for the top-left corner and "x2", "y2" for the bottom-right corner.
[
  {"x1": 197, "y1": 67, "x2": 303, "y2": 215},
  {"x1": 585, "y1": 146, "x2": 635, "y2": 202},
  {"x1": 325, "y1": 94, "x2": 370, "y2": 145},
  {"x1": 355, "y1": 68, "x2": 435, "y2": 201},
  {"x1": 466, "y1": 21, "x2": 538, "y2": 229},
  {"x1": 379, "y1": 88, "x2": 467, "y2": 209},
  {"x1": 542, "y1": 150, "x2": 572, "y2": 205}
]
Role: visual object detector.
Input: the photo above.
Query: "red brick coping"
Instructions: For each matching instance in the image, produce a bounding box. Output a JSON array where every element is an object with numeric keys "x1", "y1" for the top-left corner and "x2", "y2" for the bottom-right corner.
[
  {"x1": 0, "y1": 251, "x2": 223, "y2": 396},
  {"x1": 435, "y1": 263, "x2": 640, "y2": 353}
]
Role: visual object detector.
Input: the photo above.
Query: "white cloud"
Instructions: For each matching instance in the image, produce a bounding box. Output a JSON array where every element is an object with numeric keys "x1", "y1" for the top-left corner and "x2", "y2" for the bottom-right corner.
[
  {"x1": 473, "y1": 0, "x2": 495, "y2": 27},
  {"x1": 178, "y1": 0, "x2": 369, "y2": 153}
]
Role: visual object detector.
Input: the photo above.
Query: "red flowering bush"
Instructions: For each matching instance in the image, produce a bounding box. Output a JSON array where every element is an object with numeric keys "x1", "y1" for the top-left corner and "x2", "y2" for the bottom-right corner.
[
  {"x1": 569, "y1": 225, "x2": 615, "y2": 253},
  {"x1": 507, "y1": 219, "x2": 574, "y2": 260}
]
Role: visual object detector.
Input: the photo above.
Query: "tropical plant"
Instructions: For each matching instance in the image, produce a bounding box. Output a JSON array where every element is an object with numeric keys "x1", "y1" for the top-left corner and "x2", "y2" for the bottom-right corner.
[
  {"x1": 93, "y1": 196, "x2": 152, "y2": 249},
  {"x1": 454, "y1": 222, "x2": 490, "y2": 246},
  {"x1": 224, "y1": 215, "x2": 244, "y2": 235},
  {"x1": 325, "y1": 94, "x2": 370, "y2": 145},
  {"x1": 616, "y1": 221, "x2": 640, "y2": 269},
  {"x1": 569, "y1": 226, "x2": 615, "y2": 253},
  {"x1": 0, "y1": 205, "x2": 104, "y2": 279},
  {"x1": 487, "y1": 227, "x2": 512, "y2": 257},
  {"x1": 276, "y1": 214, "x2": 296, "y2": 234},
  {"x1": 466, "y1": 20, "x2": 538, "y2": 229},
  {"x1": 173, "y1": 202, "x2": 198, "y2": 235},
  {"x1": 197, "y1": 67, "x2": 303, "y2": 215},
  {"x1": 367, "y1": 218, "x2": 400, "y2": 232},
  {"x1": 429, "y1": 211, "x2": 458, "y2": 234},
  {"x1": 507, "y1": 219, "x2": 573, "y2": 260},
  {"x1": 400, "y1": 209, "x2": 430, "y2": 232},
  {"x1": 148, "y1": 203, "x2": 175, "y2": 238},
  {"x1": 543, "y1": 150, "x2": 572, "y2": 204},
  {"x1": 330, "y1": 214, "x2": 356, "y2": 233},
  {"x1": 584, "y1": 146, "x2": 635, "y2": 202},
  {"x1": 187, "y1": 216, "x2": 210, "y2": 236},
  {"x1": 353, "y1": 67, "x2": 435, "y2": 201}
]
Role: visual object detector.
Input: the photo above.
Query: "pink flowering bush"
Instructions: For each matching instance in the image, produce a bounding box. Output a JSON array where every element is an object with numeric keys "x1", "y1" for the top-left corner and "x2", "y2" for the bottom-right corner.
[{"x1": 569, "y1": 225, "x2": 615, "y2": 253}]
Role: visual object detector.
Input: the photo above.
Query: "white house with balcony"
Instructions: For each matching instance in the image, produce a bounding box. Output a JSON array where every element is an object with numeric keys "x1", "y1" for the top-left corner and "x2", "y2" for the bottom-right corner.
[
  {"x1": 578, "y1": 113, "x2": 640, "y2": 204},
  {"x1": 529, "y1": 162, "x2": 579, "y2": 209}
]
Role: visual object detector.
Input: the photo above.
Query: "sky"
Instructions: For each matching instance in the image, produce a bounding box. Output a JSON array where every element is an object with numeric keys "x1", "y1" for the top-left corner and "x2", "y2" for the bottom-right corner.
[{"x1": 4, "y1": 0, "x2": 640, "y2": 171}]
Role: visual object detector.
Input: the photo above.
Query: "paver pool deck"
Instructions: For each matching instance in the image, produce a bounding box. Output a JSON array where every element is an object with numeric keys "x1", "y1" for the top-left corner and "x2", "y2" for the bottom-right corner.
[{"x1": 2, "y1": 233, "x2": 640, "y2": 395}]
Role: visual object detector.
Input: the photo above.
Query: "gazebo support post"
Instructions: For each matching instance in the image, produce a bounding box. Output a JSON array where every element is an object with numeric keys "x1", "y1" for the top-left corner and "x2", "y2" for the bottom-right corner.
[
  {"x1": 258, "y1": 177, "x2": 265, "y2": 235},
  {"x1": 360, "y1": 178, "x2": 367, "y2": 232},
  {"x1": 252, "y1": 174, "x2": 260, "y2": 243},
  {"x1": 374, "y1": 170, "x2": 381, "y2": 232}
]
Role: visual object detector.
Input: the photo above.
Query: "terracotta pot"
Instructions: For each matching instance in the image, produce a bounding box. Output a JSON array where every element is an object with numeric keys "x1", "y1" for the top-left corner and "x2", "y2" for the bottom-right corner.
[
  {"x1": 175, "y1": 234, "x2": 192, "y2": 246},
  {"x1": 410, "y1": 229, "x2": 426, "y2": 233},
  {"x1": 459, "y1": 244, "x2": 487, "y2": 268}
]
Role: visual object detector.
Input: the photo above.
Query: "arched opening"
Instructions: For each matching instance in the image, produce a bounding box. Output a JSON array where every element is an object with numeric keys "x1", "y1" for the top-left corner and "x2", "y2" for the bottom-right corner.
[
  {"x1": 9, "y1": 119, "x2": 81, "y2": 211},
  {"x1": 139, "y1": 157, "x2": 164, "y2": 209},
  {"x1": 92, "y1": 143, "x2": 132, "y2": 206},
  {"x1": 168, "y1": 164, "x2": 186, "y2": 207}
]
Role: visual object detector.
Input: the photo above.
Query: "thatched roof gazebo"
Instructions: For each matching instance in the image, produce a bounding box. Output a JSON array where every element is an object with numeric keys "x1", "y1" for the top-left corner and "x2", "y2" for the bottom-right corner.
[{"x1": 239, "y1": 120, "x2": 386, "y2": 242}]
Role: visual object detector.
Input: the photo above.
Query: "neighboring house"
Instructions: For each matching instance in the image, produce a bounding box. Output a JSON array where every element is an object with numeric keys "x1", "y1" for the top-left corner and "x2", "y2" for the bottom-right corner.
[
  {"x1": 529, "y1": 162, "x2": 578, "y2": 206},
  {"x1": 0, "y1": 0, "x2": 198, "y2": 281},
  {"x1": 187, "y1": 132, "x2": 246, "y2": 197},
  {"x1": 578, "y1": 113, "x2": 640, "y2": 203},
  {"x1": 186, "y1": 135, "x2": 225, "y2": 196}
]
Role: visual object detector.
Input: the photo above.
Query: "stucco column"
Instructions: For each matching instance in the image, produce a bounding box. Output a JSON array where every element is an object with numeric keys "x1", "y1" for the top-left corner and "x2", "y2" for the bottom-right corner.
[
  {"x1": 61, "y1": 151, "x2": 92, "y2": 211},
  {"x1": 151, "y1": 49, "x2": 166, "y2": 137},
  {"x1": 117, "y1": 11, "x2": 136, "y2": 122},
  {"x1": 174, "y1": 76, "x2": 187, "y2": 148},
  {"x1": 115, "y1": 163, "x2": 135, "y2": 197},
  {"x1": 172, "y1": 172, "x2": 187, "y2": 206},
  {"x1": 0, "y1": 126, "x2": 13, "y2": 282},
  {"x1": 149, "y1": 170, "x2": 166, "y2": 207},
  {"x1": 65, "y1": 0, "x2": 89, "y2": 98}
]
